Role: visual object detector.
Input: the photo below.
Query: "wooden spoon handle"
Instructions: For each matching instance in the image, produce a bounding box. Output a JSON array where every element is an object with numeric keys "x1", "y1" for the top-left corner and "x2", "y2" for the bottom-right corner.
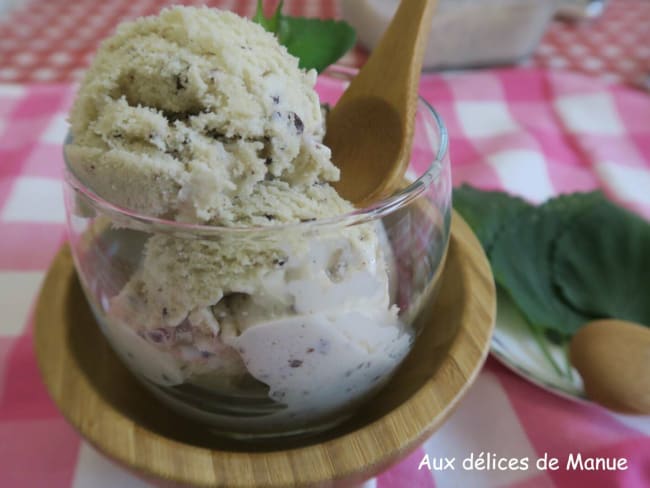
[{"x1": 340, "y1": 0, "x2": 437, "y2": 112}]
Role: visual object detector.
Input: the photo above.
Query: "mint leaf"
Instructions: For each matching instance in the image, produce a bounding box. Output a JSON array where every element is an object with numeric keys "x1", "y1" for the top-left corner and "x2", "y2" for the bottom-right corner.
[
  {"x1": 490, "y1": 192, "x2": 605, "y2": 340},
  {"x1": 456, "y1": 185, "x2": 650, "y2": 349},
  {"x1": 490, "y1": 211, "x2": 580, "y2": 339},
  {"x1": 253, "y1": 0, "x2": 283, "y2": 33},
  {"x1": 453, "y1": 185, "x2": 532, "y2": 256},
  {"x1": 280, "y1": 17, "x2": 356, "y2": 73},
  {"x1": 253, "y1": 1, "x2": 356, "y2": 73},
  {"x1": 553, "y1": 200, "x2": 650, "y2": 327}
]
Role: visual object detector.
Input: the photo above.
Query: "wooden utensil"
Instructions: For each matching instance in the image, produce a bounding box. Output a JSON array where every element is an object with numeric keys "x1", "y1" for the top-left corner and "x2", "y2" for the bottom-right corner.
[
  {"x1": 324, "y1": 0, "x2": 438, "y2": 206},
  {"x1": 570, "y1": 319, "x2": 650, "y2": 415},
  {"x1": 34, "y1": 212, "x2": 495, "y2": 487}
]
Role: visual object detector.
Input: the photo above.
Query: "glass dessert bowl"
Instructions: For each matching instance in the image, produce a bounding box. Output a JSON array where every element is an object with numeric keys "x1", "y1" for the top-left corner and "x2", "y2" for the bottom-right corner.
[{"x1": 63, "y1": 66, "x2": 451, "y2": 440}]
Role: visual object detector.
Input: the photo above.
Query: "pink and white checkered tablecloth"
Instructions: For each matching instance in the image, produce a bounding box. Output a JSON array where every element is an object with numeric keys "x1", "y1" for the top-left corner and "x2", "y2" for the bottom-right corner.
[
  {"x1": 1, "y1": 66, "x2": 649, "y2": 487},
  {"x1": 1, "y1": 0, "x2": 649, "y2": 87}
]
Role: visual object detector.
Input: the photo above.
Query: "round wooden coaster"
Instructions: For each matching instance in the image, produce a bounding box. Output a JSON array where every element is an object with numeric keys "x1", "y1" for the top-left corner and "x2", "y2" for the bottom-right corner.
[{"x1": 34, "y1": 212, "x2": 495, "y2": 487}]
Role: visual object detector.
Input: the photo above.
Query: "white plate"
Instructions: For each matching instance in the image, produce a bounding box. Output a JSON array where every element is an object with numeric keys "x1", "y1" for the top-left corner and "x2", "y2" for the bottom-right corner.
[
  {"x1": 491, "y1": 294, "x2": 650, "y2": 428},
  {"x1": 490, "y1": 289, "x2": 591, "y2": 406}
]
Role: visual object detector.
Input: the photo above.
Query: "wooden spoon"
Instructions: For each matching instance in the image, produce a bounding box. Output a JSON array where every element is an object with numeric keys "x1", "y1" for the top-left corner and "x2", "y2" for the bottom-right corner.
[
  {"x1": 324, "y1": 0, "x2": 438, "y2": 206},
  {"x1": 570, "y1": 319, "x2": 650, "y2": 415}
]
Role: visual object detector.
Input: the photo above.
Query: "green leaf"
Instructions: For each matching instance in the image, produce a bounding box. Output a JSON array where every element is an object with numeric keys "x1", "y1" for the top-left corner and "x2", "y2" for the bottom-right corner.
[
  {"x1": 281, "y1": 17, "x2": 356, "y2": 73},
  {"x1": 253, "y1": 0, "x2": 283, "y2": 32},
  {"x1": 490, "y1": 192, "x2": 605, "y2": 339},
  {"x1": 452, "y1": 185, "x2": 532, "y2": 256},
  {"x1": 253, "y1": 0, "x2": 267, "y2": 28},
  {"x1": 553, "y1": 200, "x2": 650, "y2": 327},
  {"x1": 253, "y1": 1, "x2": 356, "y2": 73},
  {"x1": 455, "y1": 187, "x2": 650, "y2": 343}
]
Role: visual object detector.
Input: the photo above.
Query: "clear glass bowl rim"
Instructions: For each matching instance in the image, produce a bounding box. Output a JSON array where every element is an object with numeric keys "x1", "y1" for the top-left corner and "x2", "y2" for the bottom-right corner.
[{"x1": 63, "y1": 65, "x2": 449, "y2": 235}]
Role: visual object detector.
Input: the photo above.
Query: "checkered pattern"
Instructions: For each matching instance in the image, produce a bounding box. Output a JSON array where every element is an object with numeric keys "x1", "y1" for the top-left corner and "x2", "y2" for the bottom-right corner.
[
  {"x1": 1, "y1": 66, "x2": 649, "y2": 486},
  {"x1": 1, "y1": 0, "x2": 649, "y2": 87},
  {"x1": 534, "y1": 0, "x2": 650, "y2": 89},
  {"x1": 425, "y1": 68, "x2": 650, "y2": 219},
  {"x1": 0, "y1": 0, "x2": 362, "y2": 83}
]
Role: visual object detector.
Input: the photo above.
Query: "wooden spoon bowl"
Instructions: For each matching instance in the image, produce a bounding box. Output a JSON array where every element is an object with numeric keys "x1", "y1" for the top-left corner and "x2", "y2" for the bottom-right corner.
[
  {"x1": 34, "y1": 212, "x2": 494, "y2": 487},
  {"x1": 325, "y1": 96, "x2": 404, "y2": 206},
  {"x1": 325, "y1": 0, "x2": 438, "y2": 206}
]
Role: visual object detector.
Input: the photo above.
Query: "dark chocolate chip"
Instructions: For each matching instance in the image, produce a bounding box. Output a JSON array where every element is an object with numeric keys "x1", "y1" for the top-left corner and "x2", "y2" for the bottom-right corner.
[
  {"x1": 206, "y1": 129, "x2": 225, "y2": 140},
  {"x1": 288, "y1": 112, "x2": 304, "y2": 134},
  {"x1": 175, "y1": 73, "x2": 186, "y2": 91},
  {"x1": 289, "y1": 359, "x2": 303, "y2": 368},
  {"x1": 271, "y1": 95, "x2": 280, "y2": 104}
]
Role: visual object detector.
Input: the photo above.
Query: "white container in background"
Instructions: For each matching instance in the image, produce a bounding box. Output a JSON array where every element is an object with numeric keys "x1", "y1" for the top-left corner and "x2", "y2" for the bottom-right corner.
[{"x1": 342, "y1": 0, "x2": 560, "y2": 70}]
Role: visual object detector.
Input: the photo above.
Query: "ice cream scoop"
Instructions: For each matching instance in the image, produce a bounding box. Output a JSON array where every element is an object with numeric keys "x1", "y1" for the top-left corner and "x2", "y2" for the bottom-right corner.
[
  {"x1": 64, "y1": 7, "x2": 414, "y2": 435},
  {"x1": 570, "y1": 319, "x2": 650, "y2": 415},
  {"x1": 325, "y1": 0, "x2": 438, "y2": 206},
  {"x1": 65, "y1": 7, "x2": 340, "y2": 226}
]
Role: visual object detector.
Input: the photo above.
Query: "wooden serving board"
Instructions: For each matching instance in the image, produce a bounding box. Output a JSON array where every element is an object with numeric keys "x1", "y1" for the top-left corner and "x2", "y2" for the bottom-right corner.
[{"x1": 34, "y1": 211, "x2": 495, "y2": 487}]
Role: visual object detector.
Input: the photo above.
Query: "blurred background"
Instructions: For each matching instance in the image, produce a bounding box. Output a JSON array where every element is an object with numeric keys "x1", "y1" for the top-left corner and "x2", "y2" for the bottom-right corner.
[{"x1": 0, "y1": 0, "x2": 647, "y2": 89}]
